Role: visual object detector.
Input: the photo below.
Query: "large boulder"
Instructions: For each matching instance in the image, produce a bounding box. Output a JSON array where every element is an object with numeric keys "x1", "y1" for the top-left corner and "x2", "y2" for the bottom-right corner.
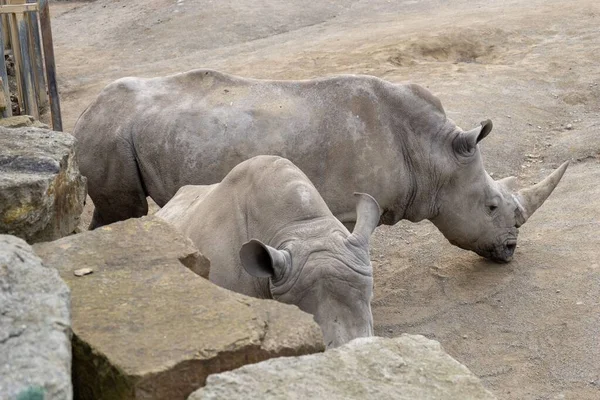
[
  {"x1": 33, "y1": 216, "x2": 324, "y2": 400},
  {"x1": 189, "y1": 334, "x2": 497, "y2": 400},
  {"x1": 0, "y1": 126, "x2": 86, "y2": 243},
  {"x1": 0, "y1": 235, "x2": 72, "y2": 400}
]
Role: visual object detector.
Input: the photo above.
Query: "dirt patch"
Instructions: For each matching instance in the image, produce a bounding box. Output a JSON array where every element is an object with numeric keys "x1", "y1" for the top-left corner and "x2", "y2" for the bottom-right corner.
[
  {"x1": 54, "y1": 0, "x2": 600, "y2": 398},
  {"x1": 388, "y1": 29, "x2": 515, "y2": 66},
  {"x1": 562, "y1": 84, "x2": 600, "y2": 111}
]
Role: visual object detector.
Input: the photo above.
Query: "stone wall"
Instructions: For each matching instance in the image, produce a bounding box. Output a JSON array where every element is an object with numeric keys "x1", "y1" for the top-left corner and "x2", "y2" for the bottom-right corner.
[
  {"x1": 33, "y1": 216, "x2": 324, "y2": 400},
  {"x1": 0, "y1": 123, "x2": 498, "y2": 399},
  {"x1": 190, "y1": 334, "x2": 497, "y2": 400}
]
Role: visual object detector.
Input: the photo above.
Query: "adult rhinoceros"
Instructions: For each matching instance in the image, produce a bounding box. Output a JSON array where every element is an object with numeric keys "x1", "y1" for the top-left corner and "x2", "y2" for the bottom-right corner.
[
  {"x1": 156, "y1": 155, "x2": 381, "y2": 348},
  {"x1": 74, "y1": 69, "x2": 568, "y2": 262}
]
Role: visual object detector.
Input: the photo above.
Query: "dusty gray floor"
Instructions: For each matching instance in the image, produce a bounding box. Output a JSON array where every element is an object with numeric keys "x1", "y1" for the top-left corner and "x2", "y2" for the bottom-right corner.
[{"x1": 52, "y1": 0, "x2": 599, "y2": 398}]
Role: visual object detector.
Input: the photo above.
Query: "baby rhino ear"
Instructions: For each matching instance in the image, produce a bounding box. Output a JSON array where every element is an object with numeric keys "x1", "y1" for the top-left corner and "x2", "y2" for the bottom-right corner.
[{"x1": 239, "y1": 239, "x2": 288, "y2": 281}]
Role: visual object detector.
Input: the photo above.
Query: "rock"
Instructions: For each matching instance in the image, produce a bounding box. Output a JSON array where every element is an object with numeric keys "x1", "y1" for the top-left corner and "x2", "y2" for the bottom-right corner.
[
  {"x1": 33, "y1": 216, "x2": 324, "y2": 400},
  {"x1": 0, "y1": 115, "x2": 50, "y2": 129},
  {"x1": 565, "y1": 123, "x2": 573, "y2": 130},
  {"x1": 189, "y1": 334, "x2": 496, "y2": 400},
  {"x1": 73, "y1": 267, "x2": 93, "y2": 277},
  {"x1": 0, "y1": 126, "x2": 87, "y2": 243},
  {"x1": 0, "y1": 235, "x2": 72, "y2": 400}
]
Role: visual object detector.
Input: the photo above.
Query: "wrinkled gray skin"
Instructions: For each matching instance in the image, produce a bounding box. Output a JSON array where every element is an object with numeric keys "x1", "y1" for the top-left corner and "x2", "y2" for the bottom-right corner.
[
  {"x1": 156, "y1": 156, "x2": 381, "y2": 349},
  {"x1": 75, "y1": 69, "x2": 569, "y2": 262}
]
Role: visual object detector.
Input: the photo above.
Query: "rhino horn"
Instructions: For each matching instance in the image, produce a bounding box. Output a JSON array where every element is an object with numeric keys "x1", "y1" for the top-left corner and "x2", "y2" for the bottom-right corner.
[
  {"x1": 514, "y1": 161, "x2": 569, "y2": 227},
  {"x1": 350, "y1": 193, "x2": 382, "y2": 242}
]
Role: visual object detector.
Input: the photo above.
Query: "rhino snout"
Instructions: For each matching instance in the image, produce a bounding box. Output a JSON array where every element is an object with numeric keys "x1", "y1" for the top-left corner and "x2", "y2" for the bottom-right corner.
[
  {"x1": 487, "y1": 238, "x2": 518, "y2": 263},
  {"x1": 498, "y1": 239, "x2": 517, "y2": 263}
]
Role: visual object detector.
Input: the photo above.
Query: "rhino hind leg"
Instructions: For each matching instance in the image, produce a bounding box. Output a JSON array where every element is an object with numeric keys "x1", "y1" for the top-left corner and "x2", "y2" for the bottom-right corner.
[
  {"x1": 88, "y1": 179, "x2": 149, "y2": 230},
  {"x1": 88, "y1": 195, "x2": 148, "y2": 230},
  {"x1": 89, "y1": 208, "x2": 105, "y2": 230},
  {"x1": 89, "y1": 207, "x2": 109, "y2": 230},
  {"x1": 87, "y1": 180, "x2": 149, "y2": 229},
  {"x1": 81, "y1": 137, "x2": 149, "y2": 230},
  {"x1": 89, "y1": 201, "x2": 148, "y2": 230}
]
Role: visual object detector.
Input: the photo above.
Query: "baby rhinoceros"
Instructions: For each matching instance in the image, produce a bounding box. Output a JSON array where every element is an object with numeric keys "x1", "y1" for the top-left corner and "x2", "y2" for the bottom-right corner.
[{"x1": 156, "y1": 155, "x2": 381, "y2": 348}]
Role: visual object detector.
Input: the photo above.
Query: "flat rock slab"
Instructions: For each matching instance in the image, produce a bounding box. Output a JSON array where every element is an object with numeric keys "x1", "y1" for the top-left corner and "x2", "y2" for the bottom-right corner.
[
  {"x1": 33, "y1": 216, "x2": 324, "y2": 400},
  {"x1": 0, "y1": 126, "x2": 86, "y2": 243},
  {"x1": 0, "y1": 235, "x2": 72, "y2": 400},
  {"x1": 190, "y1": 334, "x2": 496, "y2": 400}
]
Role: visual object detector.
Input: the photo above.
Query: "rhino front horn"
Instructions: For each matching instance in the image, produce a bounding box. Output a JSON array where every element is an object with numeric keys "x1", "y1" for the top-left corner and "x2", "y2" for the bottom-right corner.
[{"x1": 514, "y1": 161, "x2": 569, "y2": 227}]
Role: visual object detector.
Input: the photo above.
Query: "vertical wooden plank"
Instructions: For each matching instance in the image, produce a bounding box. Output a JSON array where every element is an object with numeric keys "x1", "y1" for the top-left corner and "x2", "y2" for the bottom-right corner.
[
  {"x1": 38, "y1": 0, "x2": 61, "y2": 131},
  {"x1": 16, "y1": 11, "x2": 37, "y2": 118},
  {"x1": 1, "y1": 1, "x2": 10, "y2": 55},
  {"x1": 26, "y1": 0, "x2": 45, "y2": 106},
  {"x1": 0, "y1": 12, "x2": 12, "y2": 117},
  {"x1": 2, "y1": 15, "x2": 9, "y2": 53},
  {"x1": 8, "y1": 12, "x2": 23, "y2": 114}
]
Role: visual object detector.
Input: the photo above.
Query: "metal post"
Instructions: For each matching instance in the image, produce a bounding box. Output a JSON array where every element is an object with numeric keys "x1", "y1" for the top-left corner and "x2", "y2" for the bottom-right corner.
[
  {"x1": 0, "y1": 13, "x2": 12, "y2": 117},
  {"x1": 38, "y1": 0, "x2": 60, "y2": 130}
]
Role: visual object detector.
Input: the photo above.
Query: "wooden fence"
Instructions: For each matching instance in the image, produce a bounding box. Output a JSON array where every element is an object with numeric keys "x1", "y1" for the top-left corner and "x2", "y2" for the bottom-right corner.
[{"x1": 0, "y1": 0, "x2": 61, "y2": 131}]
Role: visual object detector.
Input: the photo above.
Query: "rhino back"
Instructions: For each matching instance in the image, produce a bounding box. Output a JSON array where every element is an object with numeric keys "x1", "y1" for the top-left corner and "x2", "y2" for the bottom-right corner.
[
  {"x1": 157, "y1": 176, "x2": 255, "y2": 296},
  {"x1": 80, "y1": 69, "x2": 452, "y2": 224},
  {"x1": 130, "y1": 70, "x2": 426, "y2": 213},
  {"x1": 158, "y1": 155, "x2": 338, "y2": 297}
]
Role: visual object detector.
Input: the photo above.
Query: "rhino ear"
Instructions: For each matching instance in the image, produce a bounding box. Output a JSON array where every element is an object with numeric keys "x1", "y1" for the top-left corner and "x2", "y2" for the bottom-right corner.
[
  {"x1": 239, "y1": 239, "x2": 288, "y2": 281},
  {"x1": 350, "y1": 193, "x2": 382, "y2": 244},
  {"x1": 453, "y1": 119, "x2": 493, "y2": 156}
]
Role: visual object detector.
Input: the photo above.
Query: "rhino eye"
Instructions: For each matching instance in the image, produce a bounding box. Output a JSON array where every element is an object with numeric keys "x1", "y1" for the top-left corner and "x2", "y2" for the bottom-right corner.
[{"x1": 487, "y1": 205, "x2": 498, "y2": 213}]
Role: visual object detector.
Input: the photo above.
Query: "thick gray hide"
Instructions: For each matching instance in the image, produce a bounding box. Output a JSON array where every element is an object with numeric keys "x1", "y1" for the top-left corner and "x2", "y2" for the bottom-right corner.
[
  {"x1": 188, "y1": 334, "x2": 497, "y2": 400},
  {"x1": 75, "y1": 69, "x2": 568, "y2": 261},
  {"x1": 0, "y1": 235, "x2": 72, "y2": 400},
  {"x1": 157, "y1": 156, "x2": 380, "y2": 348}
]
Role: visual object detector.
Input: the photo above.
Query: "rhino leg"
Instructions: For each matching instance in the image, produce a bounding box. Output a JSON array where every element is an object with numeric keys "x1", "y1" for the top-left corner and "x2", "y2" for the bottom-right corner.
[
  {"x1": 80, "y1": 137, "x2": 149, "y2": 230},
  {"x1": 88, "y1": 184, "x2": 149, "y2": 231},
  {"x1": 88, "y1": 174, "x2": 149, "y2": 230},
  {"x1": 89, "y1": 208, "x2": 107, "y2": 230}
]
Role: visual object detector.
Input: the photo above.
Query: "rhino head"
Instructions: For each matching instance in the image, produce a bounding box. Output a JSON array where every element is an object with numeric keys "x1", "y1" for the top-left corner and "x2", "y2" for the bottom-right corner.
[
  {"x1": 239, "y1": 193, "x2": 381, "y2": 349},
  {"x1": 430, "y1": 120, "x2": 569, "y2": 263}
]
